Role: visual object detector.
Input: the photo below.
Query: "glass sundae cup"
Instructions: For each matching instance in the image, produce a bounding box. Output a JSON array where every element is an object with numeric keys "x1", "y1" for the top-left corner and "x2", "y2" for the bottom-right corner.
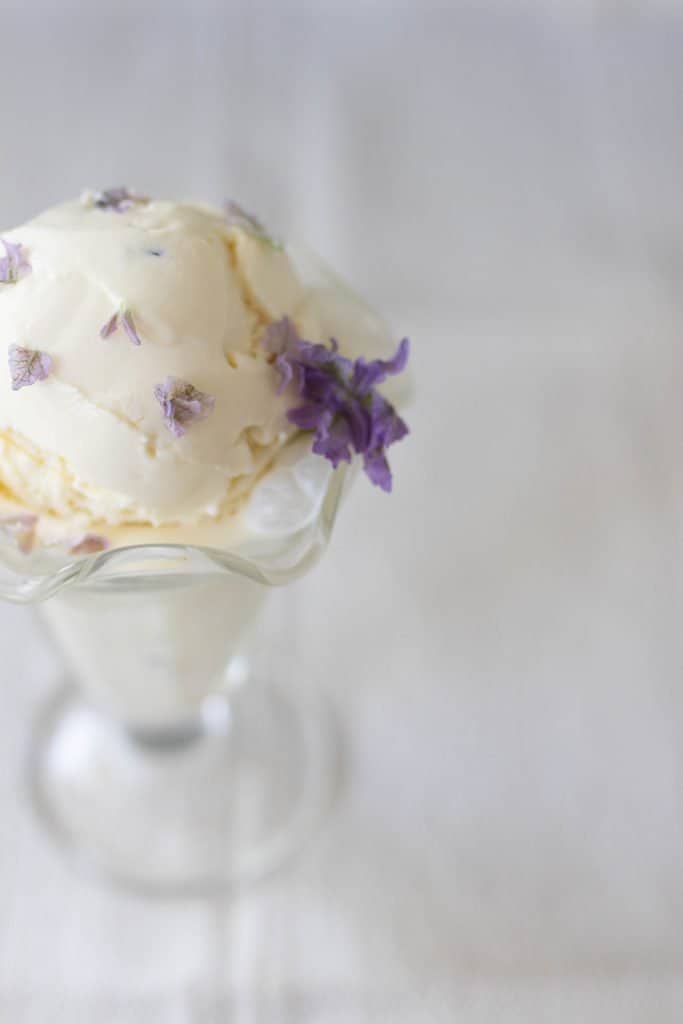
[{"x1": 1, "y1": 451, "x2": 349, "y2": 896}]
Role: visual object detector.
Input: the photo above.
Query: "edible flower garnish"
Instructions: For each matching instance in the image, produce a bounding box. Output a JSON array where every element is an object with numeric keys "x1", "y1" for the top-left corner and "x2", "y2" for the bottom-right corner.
[
  {"x1": 83, "y1": 187, "x2": 149, "y2": 213},
  {"x1": 100, "y1": 306, "x2": 142, "y2": 346},
  {"x1": 0, "y1": 514, "x2": 38, "y2": 555},
  {"x1": 69, "y1": 534, "x2": 110, "y2": 555},
  {"x1": 0, "y1": 239, "x2": 30, "y2": 284},
  {"x1": 153, "y1": 377, "x2": 215, "y2": 438},
  {"x1": 225, "y1": 200, "x2": 281, "y2": 249},
  {"x1": 8, "y1": 344, "x2": 53, "y2": 391},
  {"x1": 262, "y1": 318, "x2": 410, "y2": 492}
]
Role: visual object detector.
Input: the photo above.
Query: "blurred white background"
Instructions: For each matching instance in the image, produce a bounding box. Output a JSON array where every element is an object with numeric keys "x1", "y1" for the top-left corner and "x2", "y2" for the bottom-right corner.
[{"x1": 3, "y1": 0, "x2": 683, "y2": 1020}]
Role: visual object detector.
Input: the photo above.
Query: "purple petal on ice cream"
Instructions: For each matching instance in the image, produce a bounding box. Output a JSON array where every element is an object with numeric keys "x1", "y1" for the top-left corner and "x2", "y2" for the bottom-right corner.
[
  {"x1": 261, "y1": 316, "x2": 301, "y2": 356},
  {"x1": 311, "y1": 416, "x2": 354, "y2": 468},
  {"x1": 121, "y1": 309, "x2": 142, "y2": 346},
  {"x1": 287, "y1": 401, "x2": 332, "y2": 434},
  {"x1": 362, "y1": 448, "x2": 393, "y2": 492},
  {"x1": 69, "y1": 533, "x2": 110, "y2": 555},
  {"x1": 0, "y1": 239, "x2": 31, "y2": 284},
  {"x1": 8, "y1": 344, "x2": 53, "y2": 391},
  {"x1": 350, "y1": 337, "x2": 410, "y2": 395},
  {"x1": 154, "y1": 376, "x2": 215, "y2": 437},
  {"x1": 262, "y1": 323, "x2": 410, "y2": 490},
  {"x1": 273, "y1": 353, "x2": 293, "y2": 393},
  {"x1": 99, "y1": 310, "x2": 120, "y2": 339},
  {"x1": 263, "y1": 318, "x2": 301, "y2": 392},
  {"x1": 100, "y1": 307, "x2": 142, "y2": 345},
  {"x1": 367, "y1": 390, "x2": 409, "y2": 449}
]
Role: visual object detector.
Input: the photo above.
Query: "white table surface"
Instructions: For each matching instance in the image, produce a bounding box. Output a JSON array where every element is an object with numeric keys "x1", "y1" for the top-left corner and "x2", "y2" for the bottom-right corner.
[{"x1": 2, "y1": 1, "x2": 683, "y2": 1020}]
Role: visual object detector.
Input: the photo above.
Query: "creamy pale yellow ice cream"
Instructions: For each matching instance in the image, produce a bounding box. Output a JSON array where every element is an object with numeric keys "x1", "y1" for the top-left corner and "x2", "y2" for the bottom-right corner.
[
  {"x1": 0, "y1": 192, "x2": 402, "y2": 555},
  {"x1": 0, "y1": 197, "x2": 305, "y2": 522}
]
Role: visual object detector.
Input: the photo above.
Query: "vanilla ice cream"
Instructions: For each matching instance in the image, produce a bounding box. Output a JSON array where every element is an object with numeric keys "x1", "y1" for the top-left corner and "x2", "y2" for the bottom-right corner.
[
  {"x1": 0, "y1": 192, "x2": 404, "y2": 557},
  {"x1": 0, "y1": 195, "x2": 304, "y2": 537}
]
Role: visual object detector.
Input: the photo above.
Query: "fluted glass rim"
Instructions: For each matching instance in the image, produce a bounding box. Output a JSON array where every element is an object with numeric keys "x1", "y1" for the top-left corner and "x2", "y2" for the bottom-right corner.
[{"x1": 0, "y1": 462, "x2": 348, "y2": 604}]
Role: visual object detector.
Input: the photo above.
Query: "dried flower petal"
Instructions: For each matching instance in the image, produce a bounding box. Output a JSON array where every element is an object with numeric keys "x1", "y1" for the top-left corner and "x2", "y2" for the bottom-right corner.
[
  {"x1": 153, "y1": 376, "x2": 215, "y2": 437},
  {"x1": 99, "y1": 311, "x2": 119, "y2": 339},
  {"x1": 262, "y1": 317, "x2": 308, "y2": 393},
  {"x1": 0, "y1": 239, "x2": 31, "y2": 284},
  {"x1": 225, "y1": 200, "x2": 282, "y2": 249},
  {"x1": 69, "y1": 533, "x2": 110, "y2": 555},
  {"x1": 99, "y1": 306, "x2": 141, "y2": 346},
  {"x1": 83, "y1": 187, "x2": 150, "y2": 213},
  {"x1": 350, "y1": 337, "x2": 410, "y2": 396},
  {"x1": 263, "y1": 318, "x2": 410, "y2": 491},
  {"x1": 8, "y1": 344, "x2": 53, "y2": 390},
  {"x1": 121, "y1": 309, "x2": 142, "y2": 347},
  {"x1": 0, "y1": 514, "x2": 38, "y2": 555},
  {"x1": 362, "y1": 447, "x2": 393, "y2": 492}
]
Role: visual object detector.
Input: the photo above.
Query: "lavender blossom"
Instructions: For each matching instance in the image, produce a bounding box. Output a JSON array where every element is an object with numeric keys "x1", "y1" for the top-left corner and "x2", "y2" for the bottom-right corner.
[
  {"x1": 8, "y1": 344, "x2": 53, "y2": 391},
  {"x1": 99, "y1": 306, "x2": 142, "y2": 346},
  {"x1": 84, "y1": 187, "x2": 149, "y2": 213},
  {"x1": 0, "y1": 514, "x2": 38, "y2": 555},
  {"x1": 120, "y1": 309, "x2": 142, "y2": 346},
  {"x1": 261, "y1": 316, "x2": 313, "y2": 393},
  {"x1": 263, "y1": 318, "x2": 410, "y2": 492},
  {"x1": 154, "y1": 377, "x2": 215, "y2": 437},
  {"x1": 225, "y1": 200, "x2": 281, "y2": 249},
  {"x1": 69, "y1": 533, "x2": 110, "y2": 555},
  {"x1": 0, "y1": 239, "x2": 31, "y2": 284}
]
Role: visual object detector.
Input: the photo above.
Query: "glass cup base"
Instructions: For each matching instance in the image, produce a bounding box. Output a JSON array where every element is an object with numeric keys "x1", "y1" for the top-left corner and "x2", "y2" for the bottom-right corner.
[{"x1": 28, "y1": 677, "x2": 342, "y2": 898}]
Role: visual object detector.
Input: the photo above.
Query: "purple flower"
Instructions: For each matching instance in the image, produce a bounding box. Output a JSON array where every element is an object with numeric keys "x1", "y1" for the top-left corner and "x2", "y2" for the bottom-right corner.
[
  {"x1": 99, "y1": 306, "x2": 142, "y2": 346},
  {"x1": 225, "y1": 200, "x2": 281, "y2": 249},
  {"x1": 154, "y1": 376, "x2": 215, "y2": 437},
  {"x1": 262, "y1": 317, "x2": 314, "y2": 393},
  {"x1": 85, "y1": 187, "x2": 149, "y2": 213},
  {"x1": 263, "y1": 318, "x2": 410, "y2": 491},
  {"x1": 350, "y1": 338, "x2": 410, "y2": 395},
  {"x1": 0, "y1": 239, "x2": 31, "y2": 284},
  {"x1": 8, "y1": 344, "x2": 53, "y2": 391},
  {"x1": 361, "y1": 390, "x2": 410, "y2": 491},
  {"x1": 0, "y1": 514, "x2": 38, "y2": 555},
  {"x1": 69, "y1": 533, "x2": 110, "y2": 555}
]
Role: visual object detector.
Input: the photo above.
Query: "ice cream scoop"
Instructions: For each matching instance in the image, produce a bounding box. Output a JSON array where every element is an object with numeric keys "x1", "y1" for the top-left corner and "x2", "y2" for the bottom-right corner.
[
  {"x1": 0, "y1": 195, "x2": 309, "y2": 526},
  {"x1": 0, "y1": 191, "x2": 409, "y2": 553}
]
